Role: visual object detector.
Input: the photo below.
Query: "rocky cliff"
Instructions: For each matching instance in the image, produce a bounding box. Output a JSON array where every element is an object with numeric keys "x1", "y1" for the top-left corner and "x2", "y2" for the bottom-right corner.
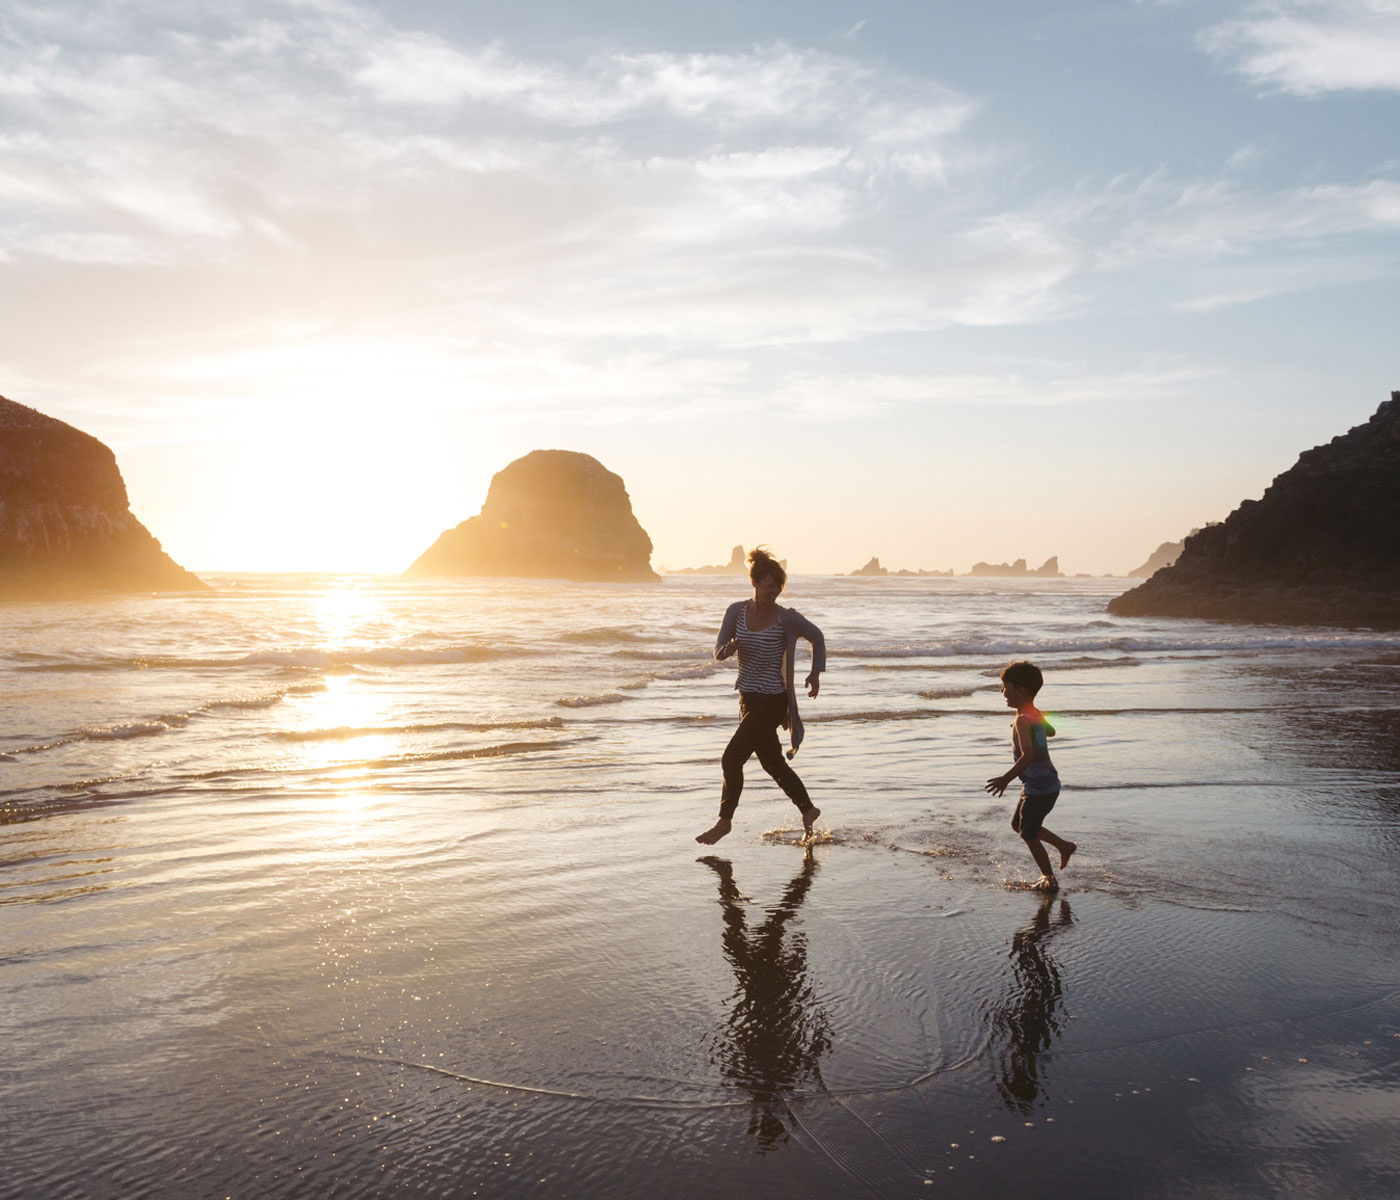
[
  {"x1": 1126, "y1": 531, "x2": 1201, "y2": 579},
  {"x1": 0, "y1": 396, "x2": 205, "y2": 598},
  {"x1": 1108, "y1": 394, "x2": 1400, "y2": 627},
  {"x1": 405, "y1": 450, "x2": 658, "y2": 583}
]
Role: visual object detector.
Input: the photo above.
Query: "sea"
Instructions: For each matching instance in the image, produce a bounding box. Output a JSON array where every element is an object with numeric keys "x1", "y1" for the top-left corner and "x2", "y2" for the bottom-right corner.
[{"x1": 3, "y1": 573, "x2": 1398, "y2": 1198}]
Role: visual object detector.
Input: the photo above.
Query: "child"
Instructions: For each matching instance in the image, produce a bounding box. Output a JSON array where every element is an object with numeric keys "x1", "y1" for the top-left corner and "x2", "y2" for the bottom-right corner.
[{"x1": 985, "y1": 661, "x2": 1076, "y2": 891}]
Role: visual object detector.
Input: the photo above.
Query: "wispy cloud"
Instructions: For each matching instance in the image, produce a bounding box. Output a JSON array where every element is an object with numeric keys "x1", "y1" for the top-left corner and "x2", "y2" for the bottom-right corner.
[
  {"x1": 767, "y1": 366, "x2": 1216, "y2": 421},
  {"x1": 1, "y1": 0, "x2": 1395, "y2": 433},
  {"x1": 1204, "y1": 1, "x2": 1400, "y2": 94}
]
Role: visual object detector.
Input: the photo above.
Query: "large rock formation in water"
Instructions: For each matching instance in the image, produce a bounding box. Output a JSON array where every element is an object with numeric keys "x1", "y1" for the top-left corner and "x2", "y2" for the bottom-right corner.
[
  {"x1": 849, "y1": 556, "x2": 889, "y2": 577},
  {"x1": 406, "y1": 450, "x2": 658, "y2": 582},
  {"x1": 670, "y1": 545, "x2": 749, "y2": 575},
  {"x1": 1109, "y1": 394, "x2": 1400, "y2": 627},
  {"x1": 968, "y1": 556, "x2": 1063, "y2": 578},
  {"x1": 0, "y1": 396, "x2": 205, "y2": 598}
]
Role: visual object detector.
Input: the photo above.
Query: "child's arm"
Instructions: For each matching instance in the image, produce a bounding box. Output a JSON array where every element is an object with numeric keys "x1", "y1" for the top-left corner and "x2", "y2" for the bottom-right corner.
[{"x1": 984, "y1": 714, "x2": 1038, "y2": 796}]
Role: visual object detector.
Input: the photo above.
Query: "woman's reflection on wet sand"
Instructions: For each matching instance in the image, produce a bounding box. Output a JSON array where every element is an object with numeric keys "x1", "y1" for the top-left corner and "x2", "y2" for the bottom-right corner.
[
  {"x1": 699, "y1": 852, "x2": 832, "y2": 1151},
  {"x1": 988, "y1": 893, "x2": 1074, "y2": 1113}
]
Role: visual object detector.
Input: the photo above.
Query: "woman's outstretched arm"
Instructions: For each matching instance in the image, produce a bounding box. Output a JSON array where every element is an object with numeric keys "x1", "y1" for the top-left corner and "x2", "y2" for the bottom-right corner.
[
  {"x1": 785, "y1": 609, "x2": 826, "y2": 695},
  {"x1": 714, "y1": 602, "x2": 742, "y2": 660}
]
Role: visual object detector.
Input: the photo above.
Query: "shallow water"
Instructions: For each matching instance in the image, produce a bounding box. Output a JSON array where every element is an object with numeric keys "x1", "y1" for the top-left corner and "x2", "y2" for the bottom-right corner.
[{"x1": 2, "y1": 575, "x2": 1398, "y2": 1197}]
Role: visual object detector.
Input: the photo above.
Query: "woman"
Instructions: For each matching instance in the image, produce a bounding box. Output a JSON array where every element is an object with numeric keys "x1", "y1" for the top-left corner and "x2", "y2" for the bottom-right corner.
[{"x1": 696, "y1": 548, "x2": 826, "y2": 845}]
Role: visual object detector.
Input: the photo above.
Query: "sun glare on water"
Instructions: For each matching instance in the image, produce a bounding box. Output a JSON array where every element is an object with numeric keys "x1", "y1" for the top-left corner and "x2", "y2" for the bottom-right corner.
[{"x1": 284, "y1": 584, "x2": 399, "y2": 818}]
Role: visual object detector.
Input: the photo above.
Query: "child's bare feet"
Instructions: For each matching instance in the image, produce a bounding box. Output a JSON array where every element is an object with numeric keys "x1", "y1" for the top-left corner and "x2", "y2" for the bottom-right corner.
[
  {"x1": 801, "y1": 806, "x2": 821, "y2": 842},
  {"x1": 696, "y1": 818, "x2": 732, "y2": 845},
  {"x1": 1059, "y1": 841, "x2": 1077, "y2": 871},
  {"x1": 1031, "y1": 874, "x2": 1059, "y2": 892}
]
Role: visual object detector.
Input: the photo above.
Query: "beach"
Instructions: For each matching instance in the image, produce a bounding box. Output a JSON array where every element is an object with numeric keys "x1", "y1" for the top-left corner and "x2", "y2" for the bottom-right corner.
[{"x1": 3, "y1": 574, "x2": 1398, "y2": 1197}]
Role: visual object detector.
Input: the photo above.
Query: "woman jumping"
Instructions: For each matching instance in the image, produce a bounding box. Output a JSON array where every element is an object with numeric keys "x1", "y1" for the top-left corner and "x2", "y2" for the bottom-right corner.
[{"x1": 696, "y1": 548, "x2": 827, "y2": 845}]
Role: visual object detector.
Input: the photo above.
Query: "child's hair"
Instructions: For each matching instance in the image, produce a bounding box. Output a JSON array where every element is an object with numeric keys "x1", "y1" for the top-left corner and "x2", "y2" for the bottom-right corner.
[
  {"x1": 748, "y1": 546, "x2": 786, "y2": 591},
  {"x1": 1000, "y1": 660, "x2": 1043, "y2": 696}
]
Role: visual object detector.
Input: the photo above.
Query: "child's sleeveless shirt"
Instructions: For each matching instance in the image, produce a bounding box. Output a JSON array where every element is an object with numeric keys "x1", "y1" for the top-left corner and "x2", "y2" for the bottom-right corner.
[{"x1": 1014, "y1": 705, "x2": 1060, "y2": 796}]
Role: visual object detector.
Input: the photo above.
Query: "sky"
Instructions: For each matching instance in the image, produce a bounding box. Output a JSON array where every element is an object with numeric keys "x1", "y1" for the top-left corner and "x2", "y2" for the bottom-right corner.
[{"x1": 1, "y1": 0, "x2": 1397, "y2": 575}]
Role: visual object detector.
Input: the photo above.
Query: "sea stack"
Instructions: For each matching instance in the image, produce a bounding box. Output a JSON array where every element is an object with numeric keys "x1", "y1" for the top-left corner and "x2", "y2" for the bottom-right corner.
[
  {"x1": 406, "y1": 450, "x2": 659, "y2": 583},
  {"x1": 849, "y1": 556, "x2": 889, "y2": 577},
  {"x1": 0, "y1": 396, "x2": 205, "y2": 598},
  {"x1": 967, "y1": 556, "x2": 1063, "y2": 577},
  {"x1": 1109, "y1": 394, "x2": 1400, "y2": 627},
  {"x1": 670, "y1": 545, "x2": 749, "y2": 575}
]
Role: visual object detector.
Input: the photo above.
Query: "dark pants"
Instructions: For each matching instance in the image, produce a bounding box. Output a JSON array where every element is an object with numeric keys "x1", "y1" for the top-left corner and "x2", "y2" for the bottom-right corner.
[{"x1": 719, "y1": 691, "x2": 814, "y2": 821}]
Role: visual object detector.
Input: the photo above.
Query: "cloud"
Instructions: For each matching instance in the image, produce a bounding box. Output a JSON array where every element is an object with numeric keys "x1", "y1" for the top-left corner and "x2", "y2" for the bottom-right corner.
[
  {"x1": 1204, "y1": 1, "x2": 1400, "y2": 94},
  {"x1": 1045, "y1": 168, "x2": 1400, "y2": 269},
  {"x1": 2, "y1": 0, "x2": 1395, "y2": 442},
  {"x1": 2, "y1": 0, "x2": 1084, "y2": 367},
  {"x1": 766, "y1": 366, "x2": 1215, "y2": 421}
]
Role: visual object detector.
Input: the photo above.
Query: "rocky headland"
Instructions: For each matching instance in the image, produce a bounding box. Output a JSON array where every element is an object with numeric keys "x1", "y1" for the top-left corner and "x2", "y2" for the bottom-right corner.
[
  {"x1": 1109, "y1": 394, "x2": 1400, "y2": 627},
  {"x1": 968, "y1": 556, "x2": 1063, "y2": 578},
  {"x1": 1126, "y1": 530, "x2": 1202, "y2": 578},
  {"x1": 0, "y1": 396, "x2": 205, "y2": 598},
  {"x1": 406, "y1": 450, "x2": 658, "y2": 583}
]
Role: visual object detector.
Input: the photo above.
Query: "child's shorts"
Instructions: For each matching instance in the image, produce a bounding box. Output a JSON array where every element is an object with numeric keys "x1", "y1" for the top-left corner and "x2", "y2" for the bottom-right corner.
[{"x1": 1011, "y1": 790, "x2": 1059, "y2": 840}]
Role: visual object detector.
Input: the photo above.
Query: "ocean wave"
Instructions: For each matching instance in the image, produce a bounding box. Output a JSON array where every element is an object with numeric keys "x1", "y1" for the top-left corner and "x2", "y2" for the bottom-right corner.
[
  {"x1": 560, "y1": 628, "x2": 657, "y2": 645},
  {"x1": 11, "y1": 682, "x2": 328, "y2": 756},
  {"x1": 918, "y1": 686, "x2": 983, "y2": 700},
  {"x1": 812, "y1": 709, "x2": 944, "y2": 724},
  {"x1": 619, "y1": 663, "x2": 717, "y2": 690},
  {"x1": 834, "y1": 633, "x2": 1400, "y2": 659},
  {"x1": 272, "y1": 717, "x2": 565, "y2": 742},
  {"x1": 365, "y1": 739, "x2": 578, "y2": 768},
  {"x1": 555, "y1": 694, "x2": 627, "y2": 708},
  {"x1": 614, "y1": 649, "x2": 713, "y2": 662},
  {"x1": 175, "y1": 738, "x2": 579, "y2": 782},
  {"x1": 931, "y1": 705, "x2": 1297, "y2": 719},
  {"x1": 1050, "y1": 655, "x2": 1142, "y2": 670},
  {"x1": 80, "y1": 716, "x2": 191, "y2": 741},
  {"x1": 1069, "y1": 780, "x2": 1280, "y2": 790},
  {"x1": 13, "y1": 644, "x2": 516, "y2": 673}
]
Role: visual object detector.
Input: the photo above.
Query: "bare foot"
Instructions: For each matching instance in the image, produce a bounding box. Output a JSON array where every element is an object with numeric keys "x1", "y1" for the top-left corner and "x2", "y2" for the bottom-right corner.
[
  {"x1": 696, "y1": 819, "x2": 732, "y2": 845},
  {"x1": 801, "y1": 806, "x2": 821, "y2": 842},
  {"x1": 1059, "y1": 841, "x2": 1077, "y2": 871},
  {"x1": 1031, "y1": 874, "x2": 1059, "y2": 892}
]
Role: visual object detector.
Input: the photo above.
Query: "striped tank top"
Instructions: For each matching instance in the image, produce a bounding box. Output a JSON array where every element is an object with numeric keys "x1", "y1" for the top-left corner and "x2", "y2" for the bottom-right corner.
[{"x1": 735, "y1": 605, "x2": 786, "y2": 694}]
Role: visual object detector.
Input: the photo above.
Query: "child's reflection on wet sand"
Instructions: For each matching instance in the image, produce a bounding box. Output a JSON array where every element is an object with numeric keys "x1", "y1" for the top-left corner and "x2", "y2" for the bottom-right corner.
[{"x1": 988, "y1": 893, "x2": 1075, "y2": 1113}]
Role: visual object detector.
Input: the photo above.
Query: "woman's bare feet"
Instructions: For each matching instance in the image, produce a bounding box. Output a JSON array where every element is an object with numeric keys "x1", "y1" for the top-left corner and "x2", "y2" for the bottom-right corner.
[
  {"x1": 801, "y1": 806, "x2": 821, "y2": 842},
  {"x1": 696, "y1": 818, "x2": 732, "y2": 845},
  {"x1": 1031, "y1": 874, "x2": 1059, "y2": 891},
  {"x1": 1059, "y1": 841, "x2": 1077, "y2": 870}
]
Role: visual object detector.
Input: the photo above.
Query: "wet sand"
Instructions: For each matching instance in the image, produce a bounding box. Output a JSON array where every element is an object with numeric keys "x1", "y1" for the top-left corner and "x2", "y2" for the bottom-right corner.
[{"x1": 3, "y1": 784, "x2": 1397, "y2": 1198}]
